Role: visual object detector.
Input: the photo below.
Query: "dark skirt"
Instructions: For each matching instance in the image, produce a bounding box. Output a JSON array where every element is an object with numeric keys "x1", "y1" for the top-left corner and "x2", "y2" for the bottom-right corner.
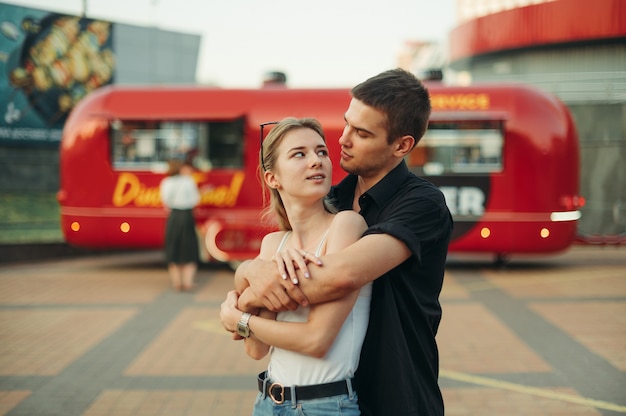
[{"x1": 164, "y1": 209, "x2": 199, "y2": 264}]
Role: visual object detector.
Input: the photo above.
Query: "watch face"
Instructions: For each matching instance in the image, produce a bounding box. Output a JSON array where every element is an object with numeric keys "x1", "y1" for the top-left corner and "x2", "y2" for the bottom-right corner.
[{"x1": 237, "y1": 322, "x2": 250, "y2": 337}]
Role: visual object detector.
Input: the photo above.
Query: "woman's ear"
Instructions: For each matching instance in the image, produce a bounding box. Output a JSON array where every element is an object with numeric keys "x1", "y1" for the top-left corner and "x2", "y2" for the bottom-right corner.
[{"x1": 264, "y1": 170, "x2": 280, "y2": 189}]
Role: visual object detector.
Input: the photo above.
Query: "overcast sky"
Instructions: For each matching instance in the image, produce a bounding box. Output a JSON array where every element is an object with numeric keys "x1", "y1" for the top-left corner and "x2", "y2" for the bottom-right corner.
[{"x1": 3, "y1": 0, "x2": 458, "y2": 87}]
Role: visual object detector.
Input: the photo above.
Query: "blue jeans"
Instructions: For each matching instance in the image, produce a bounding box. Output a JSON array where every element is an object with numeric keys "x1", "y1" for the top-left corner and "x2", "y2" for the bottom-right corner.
[{"x1": 252, "y1": 392, "x2": 360, "y2": 416}]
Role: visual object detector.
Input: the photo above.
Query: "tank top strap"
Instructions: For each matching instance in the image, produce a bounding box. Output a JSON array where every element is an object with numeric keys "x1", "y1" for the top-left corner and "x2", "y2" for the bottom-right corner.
[
  {"x1": 275, "y1": 229, "x2": 328, "y2": 256},
  {"x1": 275, "y1": 231, "x2": 292, "y2": 254},
  {"x1": 314, "y1": 228, "x2": 330, "y2": 257}
]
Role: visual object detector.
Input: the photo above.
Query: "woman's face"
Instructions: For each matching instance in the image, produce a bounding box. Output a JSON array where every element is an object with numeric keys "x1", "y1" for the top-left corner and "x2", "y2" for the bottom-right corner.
[{"x1": 267, "y1": 127, "x2": 332, "y2": 203}]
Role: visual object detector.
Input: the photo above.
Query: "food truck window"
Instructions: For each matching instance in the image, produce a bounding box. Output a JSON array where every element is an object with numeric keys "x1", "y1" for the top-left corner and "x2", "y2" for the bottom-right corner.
[
  {"x1": 111, "y1": 118, "x2": 245, "y2": 171},
  {"x1": 406, "y1": 120, "x2": 504, "y2": 176}
]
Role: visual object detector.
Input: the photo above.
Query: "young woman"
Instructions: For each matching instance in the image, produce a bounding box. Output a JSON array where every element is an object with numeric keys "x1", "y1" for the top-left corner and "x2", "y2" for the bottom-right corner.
[
  {"x1": 220, "y1": 117, "x2": 370, "y2": 415},
  {"x1": 160, "y1": 159, "x2": 200, "y2": 291}
]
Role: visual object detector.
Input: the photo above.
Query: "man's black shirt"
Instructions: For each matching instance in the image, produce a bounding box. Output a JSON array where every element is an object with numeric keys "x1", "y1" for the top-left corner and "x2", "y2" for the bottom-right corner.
[{"x1": 328, "y1": 161, "x2": 453, "y2": 416}]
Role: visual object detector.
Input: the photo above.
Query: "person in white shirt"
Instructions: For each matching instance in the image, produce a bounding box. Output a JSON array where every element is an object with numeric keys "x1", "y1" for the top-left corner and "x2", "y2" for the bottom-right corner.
[
  {"x1": 220, "y1": 117, "x2": 370, "y2": 415},
  {"x1": 160, "y1": 159, "x2": 200, "y2": 291}
]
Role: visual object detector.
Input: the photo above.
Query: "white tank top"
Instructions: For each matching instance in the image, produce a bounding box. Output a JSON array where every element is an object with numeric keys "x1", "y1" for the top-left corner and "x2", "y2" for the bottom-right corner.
[{"x1": 267, "y1": 230, "x2": 372, "y2": 386}]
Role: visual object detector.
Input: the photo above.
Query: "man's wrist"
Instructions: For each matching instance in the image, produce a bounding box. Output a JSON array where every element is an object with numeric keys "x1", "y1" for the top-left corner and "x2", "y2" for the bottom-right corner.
[
  {"x1": 238, "y1": 288, "x2": 261, "y2": 312},
  {"x1": 234, "y1": 260, "x2": 252, "y2": 293}
]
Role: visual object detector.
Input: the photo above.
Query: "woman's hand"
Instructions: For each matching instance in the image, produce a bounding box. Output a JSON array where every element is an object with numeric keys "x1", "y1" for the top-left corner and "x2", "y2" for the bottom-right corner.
[
  {"x1": 220, "y1": 290, "x2": 242, "y2": 335},
  {"x1": 273, "y1": 247, "x2": 322, "y2": 284}
]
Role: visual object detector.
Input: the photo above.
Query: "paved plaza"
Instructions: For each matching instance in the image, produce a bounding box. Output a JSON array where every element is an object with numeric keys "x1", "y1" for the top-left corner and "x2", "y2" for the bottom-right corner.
[{"x1": 0, "y1": 246, "x2": 624, "y2": 415}]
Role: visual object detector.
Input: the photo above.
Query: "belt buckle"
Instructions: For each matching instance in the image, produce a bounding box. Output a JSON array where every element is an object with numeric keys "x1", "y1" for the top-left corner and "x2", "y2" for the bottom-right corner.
[{"x1": 268, "y1": 382, "x2": 285, "y2": 404}]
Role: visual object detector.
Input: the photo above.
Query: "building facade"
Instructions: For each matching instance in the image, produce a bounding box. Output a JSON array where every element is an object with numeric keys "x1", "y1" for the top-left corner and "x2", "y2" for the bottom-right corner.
[{"x1": 447, "y1": 0, "x2": 626, "y2": 239}]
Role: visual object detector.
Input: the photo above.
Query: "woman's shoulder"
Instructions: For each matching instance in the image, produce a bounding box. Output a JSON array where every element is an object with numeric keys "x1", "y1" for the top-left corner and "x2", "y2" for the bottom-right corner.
[
  {"x1": 324, "y1": 211, "x2": 367, "y2": 253},
  {"x1": 330, "y1": 210, "x2": 366, "y2": 228},
  {"x1": 331, "y1": 209, "x2": 365, "y2": 227},
  {"x1": 182, "y1": 175, "x2": 197, "y2": 185},
  {"x1": 262, "y1": 230, "x2": 289, "y2": 244},
  {"x1": 259, "y1": 230, "x2": 291, "y2": 259},
  {"x1": 160, "y1": 176, "x2": 175, "y2": 191}
]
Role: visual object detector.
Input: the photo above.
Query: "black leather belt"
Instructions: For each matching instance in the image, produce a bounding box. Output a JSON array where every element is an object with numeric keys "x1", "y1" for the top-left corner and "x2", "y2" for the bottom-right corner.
[{"x1": 257, "y1": 371, "x2": 350, "y2": 404}]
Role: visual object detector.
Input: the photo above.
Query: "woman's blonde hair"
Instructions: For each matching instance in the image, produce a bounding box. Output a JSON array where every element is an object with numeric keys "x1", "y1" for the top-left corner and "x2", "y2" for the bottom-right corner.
[{"x1": 260, "y1": 117, "x2": 336, "y2": 230}]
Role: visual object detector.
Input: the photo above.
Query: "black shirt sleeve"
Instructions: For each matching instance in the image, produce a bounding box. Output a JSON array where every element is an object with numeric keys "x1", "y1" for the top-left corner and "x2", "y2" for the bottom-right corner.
[{"x1": 362, "y1": 183, "x2": 451, "y2": 265}]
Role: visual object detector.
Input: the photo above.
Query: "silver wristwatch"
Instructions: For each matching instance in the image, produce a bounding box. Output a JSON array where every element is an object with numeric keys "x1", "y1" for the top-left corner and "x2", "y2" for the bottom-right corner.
[{"x1": 236, "y1": 312, "x2": 252, "y2": 338}]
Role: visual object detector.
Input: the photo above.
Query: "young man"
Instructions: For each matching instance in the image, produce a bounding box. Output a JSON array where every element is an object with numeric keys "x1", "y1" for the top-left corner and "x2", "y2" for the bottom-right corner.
[{"x1": 228, "y1": 68, "x2": 453, "y2": 415}]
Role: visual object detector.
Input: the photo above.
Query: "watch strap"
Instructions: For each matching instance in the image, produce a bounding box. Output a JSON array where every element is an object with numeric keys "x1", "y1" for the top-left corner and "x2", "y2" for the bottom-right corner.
[{"x1": 237, "y1": 312, "x2": 252, "y2": 338}]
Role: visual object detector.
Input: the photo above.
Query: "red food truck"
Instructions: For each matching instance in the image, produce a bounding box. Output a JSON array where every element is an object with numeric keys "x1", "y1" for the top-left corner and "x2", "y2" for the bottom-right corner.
[{"x1": 57, "y1": 83, "x2": 583, "y2": 266}]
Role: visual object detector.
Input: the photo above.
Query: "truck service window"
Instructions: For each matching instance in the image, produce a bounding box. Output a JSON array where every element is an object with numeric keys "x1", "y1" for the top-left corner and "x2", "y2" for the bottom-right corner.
[
  {"x1": 406, "y1": 120, "x2": 504, "y2": 176},
  {"x1": 110, "y1": 118, "x2": 244, "y2": 170}
]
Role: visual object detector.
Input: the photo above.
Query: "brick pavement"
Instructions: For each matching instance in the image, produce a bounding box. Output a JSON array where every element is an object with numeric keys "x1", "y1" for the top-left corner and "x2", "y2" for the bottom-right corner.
[{"x1": 0, "y1": 246, "x2": 624, "y2": 415}]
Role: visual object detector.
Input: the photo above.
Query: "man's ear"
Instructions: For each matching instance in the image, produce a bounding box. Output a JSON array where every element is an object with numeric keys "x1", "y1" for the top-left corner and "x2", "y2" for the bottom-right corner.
[{"x1": 394, "y1": 135, "x2": 415, "y2": 157}]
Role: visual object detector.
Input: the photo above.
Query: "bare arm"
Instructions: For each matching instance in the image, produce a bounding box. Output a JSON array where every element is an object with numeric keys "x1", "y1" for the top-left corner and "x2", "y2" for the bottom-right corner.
[
  {"x1": 223, "y1": 289, "x2": 360, "y2": 358},
  {"x1": 297, "y1": 232, "x2": 411, "y2": 302},
  {"x1": 223, "y1": 211, "x2": 368, "y2": 357},
  {"x1": 233, "y1": 260, "x2": 251, "y2": 294},
  {"x1": 239, "y1": 232, "x2": 411, "y2": 311},
  {"x1": 220, "y1": 290, "x2": 275, "y2": 359}
]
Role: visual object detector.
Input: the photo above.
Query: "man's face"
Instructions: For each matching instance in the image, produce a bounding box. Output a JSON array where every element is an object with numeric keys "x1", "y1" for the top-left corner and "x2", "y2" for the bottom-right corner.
[{"x1": 338, "y1": 98, "x2": 396, "y2": 180}]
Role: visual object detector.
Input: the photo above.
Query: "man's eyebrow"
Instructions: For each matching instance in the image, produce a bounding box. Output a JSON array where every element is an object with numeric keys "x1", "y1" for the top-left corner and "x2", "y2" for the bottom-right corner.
[
  {"x1": 359, "y1": 127, "x2": 375, "y2": 136},
  {"x1": 344, "y1": 115, "x2": 375, "y2": 136}
]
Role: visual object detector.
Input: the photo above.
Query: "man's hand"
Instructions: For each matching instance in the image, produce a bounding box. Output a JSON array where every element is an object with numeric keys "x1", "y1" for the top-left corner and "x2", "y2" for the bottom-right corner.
[{"x1": 241, "y1": 257, "x2": 309, "y2": 312}]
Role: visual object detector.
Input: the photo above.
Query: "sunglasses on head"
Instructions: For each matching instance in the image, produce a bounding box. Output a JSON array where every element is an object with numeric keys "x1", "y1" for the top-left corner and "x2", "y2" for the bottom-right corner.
[{"x1": 259, "y1": 121, "x2": 278, "y2": 171}]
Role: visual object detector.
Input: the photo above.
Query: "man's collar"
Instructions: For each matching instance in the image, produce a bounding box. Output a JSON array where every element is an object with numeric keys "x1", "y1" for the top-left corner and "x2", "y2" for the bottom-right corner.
[
  {"x1": 335, "y1": 161, "x2": 410, "y2": 207},
  {"x1": 332, "y1": 174, "x2": 358, "y2": 209},
  {"x1": 364, "y1": 161, "x2": 410, "y2": 206}
]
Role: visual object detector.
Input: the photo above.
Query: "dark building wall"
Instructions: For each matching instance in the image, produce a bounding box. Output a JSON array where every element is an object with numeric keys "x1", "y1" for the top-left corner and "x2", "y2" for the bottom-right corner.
[
  {"x1": 568, "y1": 103, "x2": 626, "y2": 236},
  {"x1": 0, "y1": 147, "x2": 59, "y2": 192}
]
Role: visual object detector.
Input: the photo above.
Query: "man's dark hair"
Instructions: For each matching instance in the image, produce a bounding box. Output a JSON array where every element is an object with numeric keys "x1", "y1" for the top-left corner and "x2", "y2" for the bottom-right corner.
[{"x1": 351, "y1": 68, "x2": 431, "y2": 148}]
